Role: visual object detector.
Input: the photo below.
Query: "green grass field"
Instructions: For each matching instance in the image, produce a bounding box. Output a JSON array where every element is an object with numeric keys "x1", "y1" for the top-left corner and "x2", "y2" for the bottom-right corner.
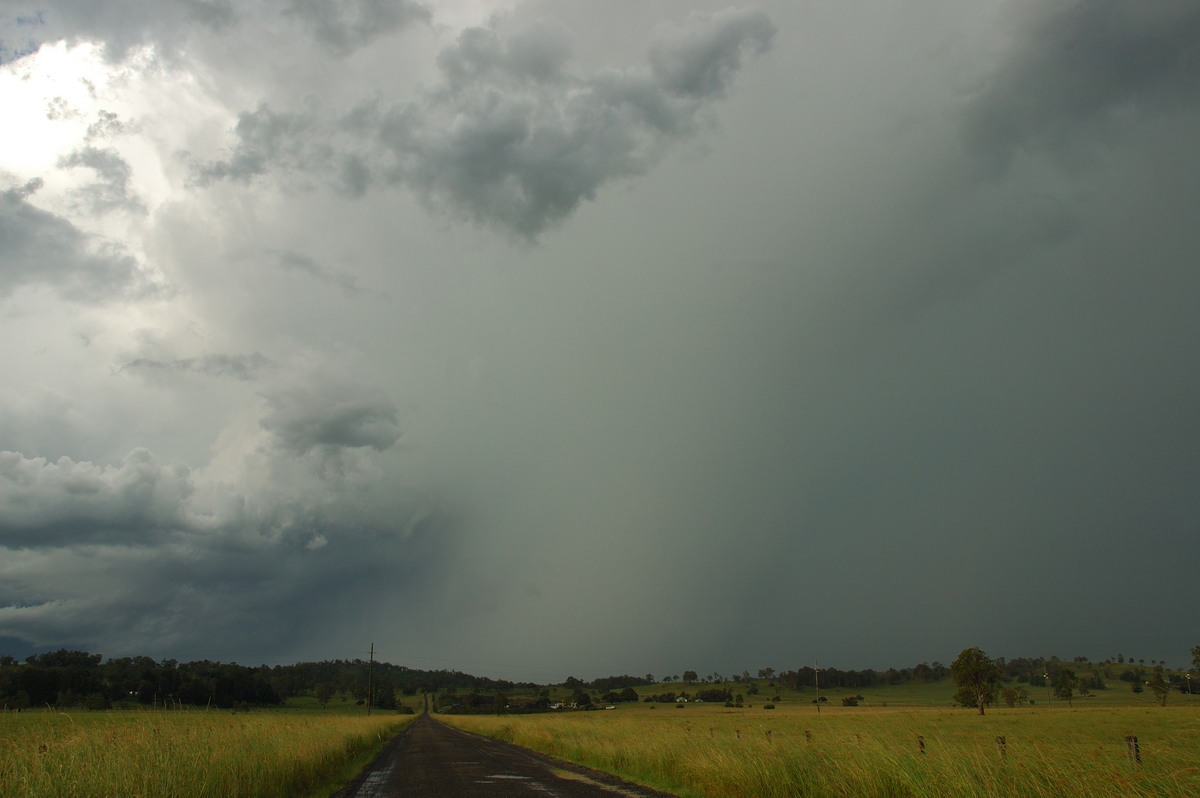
[
  {"x1": 0, "y1": 707, "x2": 413, "y2": 798},
  {"x1": 4, "y1": 675, "x2": 1193, "y2": 798},
  {"x1": 441, "y1": 680, "x2": 1200, "y2": 798}
]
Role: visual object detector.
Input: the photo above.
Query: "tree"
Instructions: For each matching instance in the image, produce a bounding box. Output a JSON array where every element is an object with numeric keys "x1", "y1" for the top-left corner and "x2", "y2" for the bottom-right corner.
[
  {"x1": 1148, "y1": 667, "x2": 1170, "y2": 707},
  {"x1": 682, "y1": 670, "x2": 698, "y2": 685},
  {"x1": 952, "y1": 647, "x2": 1003, "y2": 715},
  {"x1": 1054, "y1": 669, "x2": 1078, "y2": 707},
  {"x1": 1191, "y1": 645, "x2": 1200, "y2": 675},
  {"x1": 1001, "y1": 685, "x2": 1028, "y2": 708},
  {"x1": 375, "y1": 685, "x2": 397, "y2": 710}
]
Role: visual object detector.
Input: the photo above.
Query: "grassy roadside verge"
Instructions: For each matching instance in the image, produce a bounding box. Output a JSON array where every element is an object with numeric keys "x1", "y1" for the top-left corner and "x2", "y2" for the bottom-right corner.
[
  {"x1": 442, "y1": 704, "x2": 1200, "y2": 798},
  {"x1": 0, "y1": 709, "x2": 415, "y2": 798}
]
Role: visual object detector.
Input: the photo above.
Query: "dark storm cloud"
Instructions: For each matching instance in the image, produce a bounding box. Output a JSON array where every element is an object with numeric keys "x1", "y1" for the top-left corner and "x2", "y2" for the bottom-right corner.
[
  {"x1": 0, "y1": 177, "x2": 155, "y2": 300},
  {"x1": 260, "y1": 382, "x2": 401, "y2": 455},
  {"x1": 58, "y1": 146, "x2": 145, "y2": 214},
  {"x1": 963, "y1": 0, "x2": 1200, "y2": 174},
  {"x1": 193, "y1": 8, "x2": 775, "y2": 237},
  {"x1": 0, "y1": 441, "x2": 450, "y2": 659},
  {"x1": 0, "y1": 513, "x2": 453, "y2": 662},
  {"x1": 282, "y1": 0, "x2": 430, "y2": 55}
]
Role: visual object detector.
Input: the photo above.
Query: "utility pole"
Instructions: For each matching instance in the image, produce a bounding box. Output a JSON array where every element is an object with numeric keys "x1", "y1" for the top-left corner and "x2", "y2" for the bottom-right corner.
[
  {"x1": 368, "y1": 643, "x2": 374, "y2": 717},
  {"x1": 815, "y1": 663, "x2": 821, "y2": 715}
]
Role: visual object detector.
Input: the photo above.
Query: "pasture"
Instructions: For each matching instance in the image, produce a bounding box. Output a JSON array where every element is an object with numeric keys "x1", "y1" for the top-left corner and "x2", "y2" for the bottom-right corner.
[
  {"x1": 0, "y1": 707, "x2": 413, "y2": 798},
  {"x1": 442, "y1": 697, "x2": 1200, "y2": 798}
]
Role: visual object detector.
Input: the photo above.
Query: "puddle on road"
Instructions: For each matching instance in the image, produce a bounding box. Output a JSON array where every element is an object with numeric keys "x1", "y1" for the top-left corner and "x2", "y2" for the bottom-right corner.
[
  {"x1": 349, "y1": 760, "x2": 394, "y2": 798},
  {"x1": 551, "y1": 768, "x2": 659, "y2": 797}
]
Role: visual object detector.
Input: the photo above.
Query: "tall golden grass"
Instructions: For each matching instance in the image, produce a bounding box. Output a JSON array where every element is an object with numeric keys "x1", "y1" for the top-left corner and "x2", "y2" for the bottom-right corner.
[
  {"x1": 444, "y1": 704, "x2": 1200, "y2": 798},
  {"x1": 0, "y1": 709, "x2": 412, "y2": 798}
]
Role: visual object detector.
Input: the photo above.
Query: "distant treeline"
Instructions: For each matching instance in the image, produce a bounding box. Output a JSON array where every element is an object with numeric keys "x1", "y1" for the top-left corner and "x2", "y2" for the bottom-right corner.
[
  {"x1": 4, "y1": 650, "x2": 1144, "y2": 711},
  {"x1": 771, "y1": 657, "x2": 1114, "y2": 691},
  {"x1": 0, "y1": 649, "x2": 533, "y2": 711}
]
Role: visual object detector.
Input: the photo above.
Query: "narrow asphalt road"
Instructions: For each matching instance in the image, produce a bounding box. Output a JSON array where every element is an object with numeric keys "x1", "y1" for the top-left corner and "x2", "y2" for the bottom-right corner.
[{"x1": 335, "y1": 713, "x2": 681, "y2": 797}]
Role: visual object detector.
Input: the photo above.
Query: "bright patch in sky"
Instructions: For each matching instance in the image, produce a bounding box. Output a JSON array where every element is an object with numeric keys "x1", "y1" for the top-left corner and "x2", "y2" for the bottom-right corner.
[{"x1": 0, "y1": 42, "x2": 104, "y2": 176}]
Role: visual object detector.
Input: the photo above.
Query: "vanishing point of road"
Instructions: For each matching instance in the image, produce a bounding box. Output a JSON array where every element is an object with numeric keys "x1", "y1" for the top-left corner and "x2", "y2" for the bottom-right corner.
[{"x1": 336, "y1": 713, "x2": 681, "y2": 797}]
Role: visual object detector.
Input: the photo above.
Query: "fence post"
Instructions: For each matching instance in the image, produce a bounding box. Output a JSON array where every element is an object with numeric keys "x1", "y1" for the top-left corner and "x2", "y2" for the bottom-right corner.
[{"x1": 1125, "y1": 735, "x2": 1141, "y2": 765}]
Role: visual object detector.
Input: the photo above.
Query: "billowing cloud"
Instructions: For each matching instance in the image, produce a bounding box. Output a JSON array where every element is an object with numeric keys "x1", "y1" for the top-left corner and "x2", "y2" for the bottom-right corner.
[
  {"x1": 195, "y1": 9, "x2": 776, "y2": 237},
  {"x1": 375, "y1": 9, "x2": 775, "y2": 236},
  {"x1": 0, "y1": 448, "x2": 195, "y2": 547}
]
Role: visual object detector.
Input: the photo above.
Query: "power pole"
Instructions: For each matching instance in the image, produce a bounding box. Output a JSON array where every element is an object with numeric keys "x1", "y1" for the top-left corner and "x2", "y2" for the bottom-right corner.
[
  {"x1": 368, "y1": 643, "x2": 374, "y2": 717},
  {"x1": 815, "y1": 663, "x2": 821, "y2": 715}
]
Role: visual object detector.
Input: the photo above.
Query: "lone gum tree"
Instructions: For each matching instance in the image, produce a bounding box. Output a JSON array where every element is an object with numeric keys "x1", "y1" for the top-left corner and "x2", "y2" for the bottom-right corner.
[{"x1": 952, "y1": 647, "x2": 1003, "y2": 715}]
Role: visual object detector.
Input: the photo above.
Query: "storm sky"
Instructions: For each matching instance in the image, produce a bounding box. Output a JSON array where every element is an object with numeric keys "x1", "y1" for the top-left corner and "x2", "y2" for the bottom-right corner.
[{"x1": 2, "y1": 0, "x2": 1198, "y2": 682}]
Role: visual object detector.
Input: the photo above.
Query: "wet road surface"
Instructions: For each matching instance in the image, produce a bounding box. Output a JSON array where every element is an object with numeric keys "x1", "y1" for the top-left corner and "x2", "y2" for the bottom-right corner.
[{"x1": 336, "y1": 713, "x2": 680, "y2": 797}]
